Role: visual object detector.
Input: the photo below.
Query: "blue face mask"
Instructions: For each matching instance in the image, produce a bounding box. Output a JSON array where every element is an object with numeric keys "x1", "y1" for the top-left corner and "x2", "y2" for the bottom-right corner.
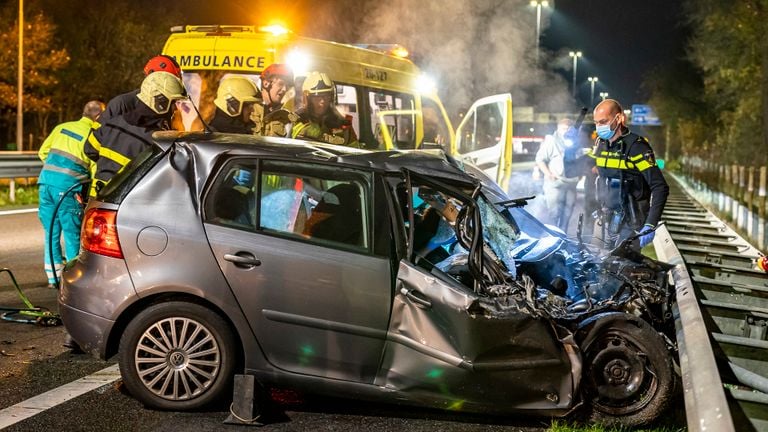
[{"x1": 596, "y1": 114, "x2": 619, "y2": 140}]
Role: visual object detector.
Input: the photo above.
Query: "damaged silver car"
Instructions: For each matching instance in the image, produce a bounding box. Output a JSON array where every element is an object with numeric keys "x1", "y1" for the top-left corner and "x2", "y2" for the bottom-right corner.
[{"x1": 60, "y1": 132, "x2": 677, "y2": 427}]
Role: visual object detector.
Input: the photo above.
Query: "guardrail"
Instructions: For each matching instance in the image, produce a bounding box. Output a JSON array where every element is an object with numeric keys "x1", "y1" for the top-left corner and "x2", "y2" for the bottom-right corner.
[
  {"x1": 0, "y1": 153, "x2": 42, "y2": 179},
  {"x1": 654, "y1": 224, "x2": 735, "y2": 432},
  {"x1": 0, "y1": 153, "x2": 41, "y2": 203}
]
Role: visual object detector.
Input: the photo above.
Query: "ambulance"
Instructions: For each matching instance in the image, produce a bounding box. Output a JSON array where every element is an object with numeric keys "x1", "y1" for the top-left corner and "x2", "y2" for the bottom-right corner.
[{"x1": 162, "y1": 25, "x2": 513, "y2": 189}]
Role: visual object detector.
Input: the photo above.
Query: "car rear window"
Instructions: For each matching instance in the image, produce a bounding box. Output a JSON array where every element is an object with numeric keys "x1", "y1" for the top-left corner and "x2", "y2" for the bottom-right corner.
[{"x1": 98, "y1": 145, "x2": 165, "y2": 204}]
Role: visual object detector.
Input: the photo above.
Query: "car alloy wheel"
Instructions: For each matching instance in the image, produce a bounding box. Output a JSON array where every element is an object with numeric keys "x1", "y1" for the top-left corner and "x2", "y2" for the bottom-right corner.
[{"x1": 119, "y1": 301, "x2": 236, "y2": 410}]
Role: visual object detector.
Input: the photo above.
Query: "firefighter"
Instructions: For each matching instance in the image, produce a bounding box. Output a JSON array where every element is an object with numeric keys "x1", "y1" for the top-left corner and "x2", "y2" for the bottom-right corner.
[
  {"x1": 250, "y1": 63, "x2": 298, "y2": 137},
  {"x1": 210, "y1": 76, "x2": 260, "y2": 133},
  {"x1": 292, "y1": 71, "x2": 359, "y2": 147},
  {"x1": 100, "y1": 55, "x2": 183, "y2": 123},
  {"x1": 85, "y1": 71, "x2": 186, "y2": 193},
  {"x1": 591, "y1": 99, "x2": 669, "y2": 249},
  {"x1": 37, "y1": 100, "x2": 105, "y2": 288}
]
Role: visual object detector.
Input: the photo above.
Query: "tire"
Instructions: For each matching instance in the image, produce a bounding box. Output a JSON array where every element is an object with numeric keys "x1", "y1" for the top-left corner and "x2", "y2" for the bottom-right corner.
[
  {"x1": 118, "y1": 301, "x2": 237, "y2": 410},
  {"x1": 579, "y1": 315, "x2": 675, "y2": 427}
]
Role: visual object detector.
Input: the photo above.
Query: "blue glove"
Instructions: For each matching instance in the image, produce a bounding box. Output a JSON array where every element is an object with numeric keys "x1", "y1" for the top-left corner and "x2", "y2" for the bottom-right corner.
[{"x1": 638, "y1": 224, "x2": 655, "y2": 247}]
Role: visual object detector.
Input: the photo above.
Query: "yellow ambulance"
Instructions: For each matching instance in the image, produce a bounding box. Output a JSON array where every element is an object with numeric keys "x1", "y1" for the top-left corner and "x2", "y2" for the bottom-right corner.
[{"x1": 162, "y1": 25, "x2": 512, "y2": 189}]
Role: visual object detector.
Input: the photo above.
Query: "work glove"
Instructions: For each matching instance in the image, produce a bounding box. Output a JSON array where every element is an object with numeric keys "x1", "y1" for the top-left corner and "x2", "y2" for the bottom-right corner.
[{"x1": 638, "y1": 224, "x2": 656, "y2": 247}]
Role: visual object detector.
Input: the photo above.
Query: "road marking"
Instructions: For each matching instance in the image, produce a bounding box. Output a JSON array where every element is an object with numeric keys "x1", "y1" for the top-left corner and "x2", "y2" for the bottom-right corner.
[
  {"x1": 0, "y1": 208, "x2": 37, "y2": 216},
  {"x1": 0, "y1": 364, "x2": 121, "y2": 429}
]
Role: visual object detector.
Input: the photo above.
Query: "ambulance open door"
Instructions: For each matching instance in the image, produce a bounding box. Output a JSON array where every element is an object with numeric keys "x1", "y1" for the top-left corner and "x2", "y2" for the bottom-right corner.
[{"x1": 452, "y1": 93, "x2": 513, "y2": 192}]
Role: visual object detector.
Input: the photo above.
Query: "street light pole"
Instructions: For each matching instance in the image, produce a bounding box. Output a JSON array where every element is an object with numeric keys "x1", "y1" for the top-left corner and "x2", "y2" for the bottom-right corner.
[
  {"x1": 17, "y1": 0, "x2": 23, "y2": 152},
  {"x1": 599, "y1": 92, "x2": 609, "y2": 101},
  {"x1": 569, "y1": 51, "x2": 582, "y2": 99},
  {"x1": 530, "y1": 1, "x2": 549, "y2": 66},
  {"x1": 588, "y1": 76, "x2": 598, "y2": 106}
]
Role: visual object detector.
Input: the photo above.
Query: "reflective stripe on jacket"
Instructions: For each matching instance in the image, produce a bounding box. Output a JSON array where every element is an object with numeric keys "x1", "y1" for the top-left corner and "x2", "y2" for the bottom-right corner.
[{"x1": 38, "y1": 117, "x2": 97, "y2": 187}]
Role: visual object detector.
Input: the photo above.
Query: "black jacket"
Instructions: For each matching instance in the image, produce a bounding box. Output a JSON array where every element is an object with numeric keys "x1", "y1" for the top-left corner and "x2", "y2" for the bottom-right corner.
[
  {"x1": 100, "y1": 90, "x2": 139, "y2": 124},
  {"x1": 592, "y1": 129, "x2": 669, "y2": 227},
  {"x1": 209, "y1": 108, "x2": 254, "y2": 134},
  {"x1": 85, "y1": 102, "x2": 171, "y2": 187}
]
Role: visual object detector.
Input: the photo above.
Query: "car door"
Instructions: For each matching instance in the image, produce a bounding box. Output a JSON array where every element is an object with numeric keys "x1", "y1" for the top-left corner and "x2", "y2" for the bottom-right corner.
[
  {"x1": 203, "y1": 158, "x2": 393, "y2": 383},
  {"x1": 374, "y1": 178, "x2": 574, "y2": 410},
  {"x1": 453, "y1": 93, "x2": 513, "y2": 191}
]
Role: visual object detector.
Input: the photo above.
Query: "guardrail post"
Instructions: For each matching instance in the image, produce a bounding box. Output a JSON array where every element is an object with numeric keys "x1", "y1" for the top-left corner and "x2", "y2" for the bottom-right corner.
[
  {"x1": 9, "y1": 179, "x2": 15, "y2": 203},
  {"x1": 759, "y1": 166, "x2": 767, "y2": 221},
  {"x1": 747, "y1": 167, "x2": 754, "y2": 212}
]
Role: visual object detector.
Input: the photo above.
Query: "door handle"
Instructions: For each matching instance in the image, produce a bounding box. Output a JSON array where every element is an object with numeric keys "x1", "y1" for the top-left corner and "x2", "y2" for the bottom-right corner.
[
  {"x1": 400, "y1": 287, "x2": 432, "y2": 309},
  {"x1": 224, "y1": 253, "x2": 261, "y2": 268}
]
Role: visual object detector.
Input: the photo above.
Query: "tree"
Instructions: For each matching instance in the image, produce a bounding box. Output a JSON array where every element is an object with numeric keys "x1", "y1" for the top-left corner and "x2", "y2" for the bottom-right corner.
[{"x1": 0, "y1": 5, "x2": 68, "y2": 145}]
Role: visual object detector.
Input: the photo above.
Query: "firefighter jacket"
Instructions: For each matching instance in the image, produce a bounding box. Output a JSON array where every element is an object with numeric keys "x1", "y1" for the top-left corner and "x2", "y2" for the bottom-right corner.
[
  {"x1": 292, "y1": 107, "x2": 360, "y2": 147},
  {"x1": 84, "y1": 102, "x2": 172, "y2": 192},
  {"x1": 38, "y1": 116, "x2": 97, "y2": 188},
  {"x1": 100, "y1": 90, "x2": 139, "y2": 124},
  {"x1": 591, "y1": 129, "x2": 669, "y2": 229},
  {"x1": 250, "y1": 104, "x2": 298, "y2": 137},
  {"x1": 209, "y1": 108, "x2": 254, "y2": 134}
]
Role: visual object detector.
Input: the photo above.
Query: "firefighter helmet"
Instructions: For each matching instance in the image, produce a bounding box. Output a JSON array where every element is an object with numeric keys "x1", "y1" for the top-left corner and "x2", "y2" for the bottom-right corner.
[
  {"x1": 214, "y1": 76, "x2": 260, "y2": 117},
  {"x1": 260, "y1": 63, "x2": 294, "y2": 89},
  {"x1": 302, "y1": 71, "x2": 336, "y2": 106},
  {"x1": 137, "y1": 71, "x2": 187, "y2": 114},
  {"x1": 143, "y1": 55, "x2": 182, "y2": 78}
]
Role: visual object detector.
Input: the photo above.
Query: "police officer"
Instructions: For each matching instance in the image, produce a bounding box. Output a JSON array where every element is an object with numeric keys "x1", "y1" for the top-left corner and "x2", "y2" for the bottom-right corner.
[
  {"x1": 100, "y1": 55, "x2": 183, "y2": 124},
  {"x1": 37, "y1": 101, "x2": 105, "y2": 287},
  {"x1": 85, "y1": 71, "x2": 186, "y2": 193},
  {"x1": 591, "y1": 99, "x2": 669, "y2": 249},
  {"x1": 250, "y1": 63, "x2": 298, "y2": 137},
  {"x1": 292, "y1": 71, "x2": 359, "y2": 146},
  {"x1": 210, "y1": 75, "x2": 260, "y2": 133}
]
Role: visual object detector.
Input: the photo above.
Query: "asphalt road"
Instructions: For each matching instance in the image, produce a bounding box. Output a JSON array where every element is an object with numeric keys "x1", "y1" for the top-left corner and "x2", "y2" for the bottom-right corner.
[{"x1": 0, "y1": 209, "x2": 553, "y2": 431}]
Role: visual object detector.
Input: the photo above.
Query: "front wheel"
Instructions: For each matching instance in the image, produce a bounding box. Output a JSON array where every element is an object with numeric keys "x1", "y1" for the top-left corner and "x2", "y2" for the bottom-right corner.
[
  {"x1": 579, "y1": 315, "x2": 676, "y2": 427},
  {"x1": 118, "y1": 301, "x2": 237, "y2": 410}
]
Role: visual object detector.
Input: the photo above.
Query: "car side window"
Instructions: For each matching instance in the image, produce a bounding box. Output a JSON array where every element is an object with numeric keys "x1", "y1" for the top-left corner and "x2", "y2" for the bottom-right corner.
[
  {"x1": 259, "y1": 161, "x2": 371, "y2": 251},
  {"x1": 204, "y1": 161, "x2": 258, "y2": 231}
]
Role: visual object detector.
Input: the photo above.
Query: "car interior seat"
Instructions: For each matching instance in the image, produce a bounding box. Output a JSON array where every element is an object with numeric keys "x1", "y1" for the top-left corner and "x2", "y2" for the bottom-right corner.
[{"x1": 303, "y1": 183, "x2": 362, "y2": 246}]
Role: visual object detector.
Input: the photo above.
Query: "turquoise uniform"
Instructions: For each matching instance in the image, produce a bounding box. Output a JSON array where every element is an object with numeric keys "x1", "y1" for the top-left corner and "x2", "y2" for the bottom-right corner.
[{"x1": 38, "y1": 116, "x2": 97, "y2": 285}]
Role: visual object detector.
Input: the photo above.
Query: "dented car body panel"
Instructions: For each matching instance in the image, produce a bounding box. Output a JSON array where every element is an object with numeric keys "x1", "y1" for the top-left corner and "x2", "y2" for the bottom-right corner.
[{"x1": 61, "y1": 132, "x2": 676, "y2": 424}]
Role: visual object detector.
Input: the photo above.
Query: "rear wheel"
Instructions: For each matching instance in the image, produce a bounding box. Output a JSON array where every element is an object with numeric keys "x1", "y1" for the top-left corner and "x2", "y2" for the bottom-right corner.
[
  {"x1": 118, "y1": 301, "x2": 236, "y2": 410},
  {"x1": 579, "y1": 315, "x2": 675, "y2": 427}
]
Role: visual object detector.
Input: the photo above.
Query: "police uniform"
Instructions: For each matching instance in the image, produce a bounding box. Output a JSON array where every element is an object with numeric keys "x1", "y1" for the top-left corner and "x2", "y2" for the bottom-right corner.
[
  {"x1": 292, "y1": 107, "x2": 359, "y2": 147},
  {"x1": 591, "y1": 128, "x2": 669, "y2": 247},
  {"x1": 37, "y1": 116, "x2": 97, "y2": 284}
]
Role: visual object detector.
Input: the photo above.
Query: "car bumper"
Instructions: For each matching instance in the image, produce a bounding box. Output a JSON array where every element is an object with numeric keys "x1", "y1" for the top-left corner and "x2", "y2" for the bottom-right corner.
[
  {"x1": 58, "y1": 252, "x2": 138, "y2": 359},
  {"x1": 59, "y1": 302, "x2": 115, "y2": 359}
]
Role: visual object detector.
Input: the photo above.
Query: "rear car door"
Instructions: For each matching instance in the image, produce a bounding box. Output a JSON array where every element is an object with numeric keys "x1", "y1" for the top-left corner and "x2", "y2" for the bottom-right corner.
[{"x1": 202, "y1": 158, "x2": 393, "y2": 383}]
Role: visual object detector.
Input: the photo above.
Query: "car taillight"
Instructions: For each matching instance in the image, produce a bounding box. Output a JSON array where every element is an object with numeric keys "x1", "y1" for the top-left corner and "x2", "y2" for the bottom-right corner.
[{"x1": 81, "y1": 208, "x2": 123, "y2": 259}]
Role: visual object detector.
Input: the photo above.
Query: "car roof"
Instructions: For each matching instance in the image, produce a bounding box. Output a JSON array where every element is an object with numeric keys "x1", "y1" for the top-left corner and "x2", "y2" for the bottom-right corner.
[{"x1": 153, "y1": 131, "x2": 482, "y2": 186}]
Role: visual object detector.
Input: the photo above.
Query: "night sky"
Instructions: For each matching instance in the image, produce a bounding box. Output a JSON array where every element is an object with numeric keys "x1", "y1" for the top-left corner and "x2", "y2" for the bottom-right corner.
[
  {"x1": 165, "y1": 0, "x2": 687, "y2": 111},
  {"x1": 541, "y1": 0, "x2": 689, "y2": 106}
]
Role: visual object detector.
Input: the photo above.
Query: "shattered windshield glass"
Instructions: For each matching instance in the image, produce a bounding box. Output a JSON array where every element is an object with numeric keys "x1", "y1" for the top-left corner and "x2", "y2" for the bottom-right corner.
[{"x1": 477, "y1": 195, "x2": 519, "y2": 275}]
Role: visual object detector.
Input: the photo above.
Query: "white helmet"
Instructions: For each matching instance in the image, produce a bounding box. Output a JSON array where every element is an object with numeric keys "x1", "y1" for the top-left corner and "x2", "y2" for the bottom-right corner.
[
  {"x1": 137, "y1": 71, "x2": 186, "y2": 114},
  {"x1": 214, "y1": 76, "x2": 260, "y2": 117}
]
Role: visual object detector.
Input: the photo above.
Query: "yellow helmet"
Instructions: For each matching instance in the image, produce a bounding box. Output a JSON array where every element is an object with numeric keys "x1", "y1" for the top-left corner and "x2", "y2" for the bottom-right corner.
[
  {"x1": 302, "y1": 71, "x2": 336, "y2": 103},
  {"x1": 214, "y1": 76, "x2": 260, "y2": 117},
  {"x1": 137, "y1": 71, "x2": 186, "y2": 114}
]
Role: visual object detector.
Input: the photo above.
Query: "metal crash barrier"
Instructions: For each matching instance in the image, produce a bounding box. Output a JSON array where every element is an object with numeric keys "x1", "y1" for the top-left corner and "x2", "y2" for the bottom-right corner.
[{"x1": 654, "y1": 224, "x2": 735, "y2": 432}]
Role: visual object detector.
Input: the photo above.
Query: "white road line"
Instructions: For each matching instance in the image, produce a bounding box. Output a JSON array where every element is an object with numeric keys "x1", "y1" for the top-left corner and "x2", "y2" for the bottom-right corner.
[
  {"x1": 0, "y1": 208, "x2": 37, "y2": 216},
  {"x1": 0, "y1": 364, "x2": 121, "y2": 430}
]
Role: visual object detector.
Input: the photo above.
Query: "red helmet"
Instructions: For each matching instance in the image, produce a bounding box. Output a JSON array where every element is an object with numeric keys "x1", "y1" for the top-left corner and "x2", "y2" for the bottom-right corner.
[
  {"x1": 143, "y1": 55, "x2": 182, "y2": 78},
  {"x1": 260, "y1": 63, "x2": 294, "y2": 88}
]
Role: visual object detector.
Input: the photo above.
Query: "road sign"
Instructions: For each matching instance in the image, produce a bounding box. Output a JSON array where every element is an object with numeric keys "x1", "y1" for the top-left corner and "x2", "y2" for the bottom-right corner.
[{"x1": 631, "y1": 104, "x2": 662, "y2": 125}]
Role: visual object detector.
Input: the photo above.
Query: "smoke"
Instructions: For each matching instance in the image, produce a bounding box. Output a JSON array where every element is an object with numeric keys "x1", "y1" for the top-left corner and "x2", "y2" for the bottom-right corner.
[{"x1": 305, "y1": 0, "x2": 572, "y2": 115}]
